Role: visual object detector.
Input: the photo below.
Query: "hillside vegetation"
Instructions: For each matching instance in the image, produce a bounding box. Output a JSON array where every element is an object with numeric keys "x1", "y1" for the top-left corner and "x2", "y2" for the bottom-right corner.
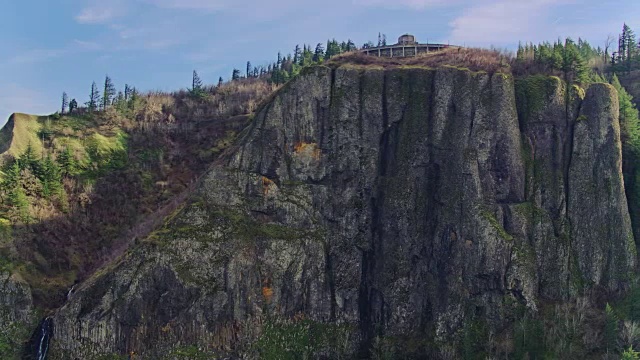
[{"x1": 0, "y1": 77, "x2": 277, "y2": 309}]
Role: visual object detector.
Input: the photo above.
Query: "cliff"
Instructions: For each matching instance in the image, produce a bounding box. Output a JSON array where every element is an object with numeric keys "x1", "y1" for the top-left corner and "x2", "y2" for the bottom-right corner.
[{"x1": 47, "y1": 65, "x2": 636, "y2": 358}]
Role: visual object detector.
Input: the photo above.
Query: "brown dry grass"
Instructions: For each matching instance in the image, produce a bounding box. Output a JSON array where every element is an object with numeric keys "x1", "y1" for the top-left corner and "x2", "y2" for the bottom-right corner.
[{"x1": 327, "y1": 47, "x2": 513, "y2": 74}]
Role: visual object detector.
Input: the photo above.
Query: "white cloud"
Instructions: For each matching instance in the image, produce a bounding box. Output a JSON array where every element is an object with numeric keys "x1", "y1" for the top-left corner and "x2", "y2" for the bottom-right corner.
[
  {"x1": 447, "y1": 0, "x2": 576, "y2": 46},
  {"x1": 76, "y1": 8, "x2": 117, "y2": 24},
  {"x1": 75, "y1": 0, "x2": 127, "y2": 24}
]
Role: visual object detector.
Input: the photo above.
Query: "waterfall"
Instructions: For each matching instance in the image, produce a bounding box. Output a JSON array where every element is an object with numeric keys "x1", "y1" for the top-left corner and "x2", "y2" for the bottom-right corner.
[
  {"x1": 66, "y1": 285, "x2": 75, "y2": 300},
  {"x1": 30, "y1": 316, "x2": 53, "y2": 360}
]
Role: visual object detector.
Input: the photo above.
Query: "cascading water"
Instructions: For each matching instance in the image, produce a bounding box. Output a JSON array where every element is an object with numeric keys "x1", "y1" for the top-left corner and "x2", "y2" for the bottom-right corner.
[{"x1": 27, "y1": 317, "x2": 53, "y2": 360}]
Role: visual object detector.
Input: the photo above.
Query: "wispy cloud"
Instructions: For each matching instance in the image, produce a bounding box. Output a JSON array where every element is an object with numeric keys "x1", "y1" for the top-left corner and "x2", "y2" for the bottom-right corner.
[
  {"x1": 75, "y1": 0, "x2": 127, "y2": 24},
  {"x1": 448, "y1": 0, "x2": 576, "y2": 46}
]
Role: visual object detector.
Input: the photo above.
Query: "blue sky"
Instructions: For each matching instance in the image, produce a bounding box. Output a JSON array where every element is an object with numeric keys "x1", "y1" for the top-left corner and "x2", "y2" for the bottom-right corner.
[{"x1": 1, "y1": 0, "x2": 639, "y2": 125}]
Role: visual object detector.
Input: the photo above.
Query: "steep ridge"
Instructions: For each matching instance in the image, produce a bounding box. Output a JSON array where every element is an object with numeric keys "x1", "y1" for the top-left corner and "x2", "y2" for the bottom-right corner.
[
  {"x1": 0, "y1": 113, "x2": 44, "y2": 159},
  {"x1": 48, "y1": 65, "x2": 636, "y2": 358}
]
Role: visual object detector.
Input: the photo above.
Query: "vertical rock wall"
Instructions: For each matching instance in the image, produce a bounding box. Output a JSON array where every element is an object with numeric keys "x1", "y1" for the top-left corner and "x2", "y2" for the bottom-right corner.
[{"x1": 47, "y1": 66, "x2": 636, "y2": 359}]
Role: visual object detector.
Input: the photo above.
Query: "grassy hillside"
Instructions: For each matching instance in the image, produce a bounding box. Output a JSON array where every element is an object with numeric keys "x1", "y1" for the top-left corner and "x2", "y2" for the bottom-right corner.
[
  {"x1": 0, "y1": 113, "x2": 44, "y2": 160},
  {"x1": 0, "y1": 77, "x2": 278, "y2": 310}
]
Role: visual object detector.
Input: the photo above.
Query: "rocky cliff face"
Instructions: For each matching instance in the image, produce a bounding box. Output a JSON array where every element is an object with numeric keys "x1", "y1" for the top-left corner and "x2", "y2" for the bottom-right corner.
[
  {"x1": 48, "y1": 65, "x2": 636, "y2": 358},
  {"x1": 0, "y1": 271, "x2": 36, "y2": 358}
]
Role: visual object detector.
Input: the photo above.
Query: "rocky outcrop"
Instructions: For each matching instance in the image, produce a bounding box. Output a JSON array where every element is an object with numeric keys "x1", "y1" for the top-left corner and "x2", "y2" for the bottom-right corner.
[
  {"x1": 48, "y1": 66, "x2": 636, "y2": 359},
  {"x1": 0, "y1": 271, "x2": 35, "y2": 359},
  {"x1": 570, "y1": 84, "x2": 635, "y2": 289}
]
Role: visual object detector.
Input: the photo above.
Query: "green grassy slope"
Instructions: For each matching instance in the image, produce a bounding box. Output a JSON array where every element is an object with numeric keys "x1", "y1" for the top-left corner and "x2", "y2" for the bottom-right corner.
[{"x1": 0, "y1": 113, "x2": 44, "y2": 160}]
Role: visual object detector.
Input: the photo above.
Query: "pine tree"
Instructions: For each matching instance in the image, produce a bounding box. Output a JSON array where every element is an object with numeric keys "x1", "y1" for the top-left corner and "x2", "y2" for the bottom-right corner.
[
  {"x1": 56, "y1": 147, "x2": 77, "y2": 176},
  {"x1": 190, "y1": 71, "x2": 206, "y2": 98},
  {"x1": 382, "y1": 34, "x2": 387, "y2": 46},
  {"x1": 192, "y1": 70, "x2": 203, "y2": 92},
  {"x1": 561, "y1": 38, "x2": 588, "y2": 84},
  {"x1": 128, "y1": 87, "x2": 140, "y2": 110},
  {"x1": 246, "y1": 61, "x2": 252, "y2": 78},
  {"x1": 69, "y1": 99, "x2": 78, "y2": 113},
  {"x1": 18, "y1": 142, "x2": 38, "y2": 171},
  {"x1": 313, "y1": 43, "x2": 325, "y2": 62},
  {"x1": 40, "y1": 155, "x2": 62, "y2": 198},
  {"x1": 346, "y1": 39, "x2": 356, "y2": 52},
  {"x1": 114, "y1": 91, "x2": 125, "y2": 112},
  {"x1": 613, "y1": 71, "x2": 640, "y2": 269},
  {"x1": 102, "y1": 75, "x2": 116, "y2": 110},
  {"x1": 232, "y1": 69, "x2": 241, "y2": 80},
  {"x1": 624, "y1": 24, "x2": 637, "y2": 71},
  {"x1": 4, "y1": 161, "x2": 30, "y2": 223},
  {"x1": 87, "y1": 81, "x2": 101, "y2": 112},
  {"x1": 124, "y1": 84, "x2": 132, "y2": 101},
  {"x1": 293, "y1": 44, "x2": 301, "y2": 64},
  {"x1": 2, "y1": 161, "x2": 21, "y2": 190},
  {"x1": 218, "y1": 77, "x2": 223, "y2": 87},
  {"x1": 61, "y1": 92, "x2": 68, "y2": 115}
]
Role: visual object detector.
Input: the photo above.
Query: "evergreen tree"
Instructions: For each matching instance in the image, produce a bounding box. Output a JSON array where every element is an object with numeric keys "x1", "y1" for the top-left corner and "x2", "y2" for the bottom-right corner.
[
  {"x1": 612, "y1": 74, "x2": 640, "y2": 254},
  {"x1": 61, "y1": 92, "x2": 68, "y2": 115},
  {"x1": 293, "y1": 44, "x2": 301, "y2": 64},
  {"x1": 40, "y1": 155, "x2": 62, "y2": 198},
  {"x1": 624, "y1": 24, "x2": 638, "y2": 71},
  {"x1": 378, "y1": 32, "x2": 382, "y2": 47},
  {"x1": 246, "y1": 61, "x2": 252, "y2": 78},
  {"x1": 218, "y1": 77, "x2": 223, "y2": 87},
  {"x1": 18, "y1": 142, "x2": 38, "y2": 171},
  {"x1": 190, "y1": 71, "x2": 206, "y2": 98},
  {"x1": 192, "y1": 70, "x2": 203, "y2": 92},
  {"x1": 4, "y1": 161, "x2": 30, "y2": 222},
  {"x1": 87, "y1": 81, "x2": 101, "y2": 112},
  {"x1": 561, "y1": 38, "x2": 588, "y2": 84},
  {"x1": 56, "y1": 147, "x2": 77, "y2": 176},
  {"x1": 232, "y1": 69, "x2": 241, "y2": 80},
  {"x1": 124, "y1": 84, "x2": 132, "y2": 101},
  {"x1": 128, "y1": 87, "x2": 140, "y2": 110},
  {"x1": 114, "y1": 91, "x2": 126, "y2": 112},
  {"x1": 102, "y1": 75, "x2": 116, "y2": 110},
  {"x1": 2, "y1": 161, "x2": 21, "y2": 190},
  {"x1": 69, "y1": 99, "x2": 78, "y2": 113},
  {"x1": 346, "y1": 39, "x2": 356, "y2": 51},
  {"x1": 382, "y1": 34, "x2": 387, "y2": 46},
  {"x1": 325, "y1": 39, "x2": 341, "y2": 60},
  {"x1": 313, "y1": 43, "x2": 325, "y2": 62}
]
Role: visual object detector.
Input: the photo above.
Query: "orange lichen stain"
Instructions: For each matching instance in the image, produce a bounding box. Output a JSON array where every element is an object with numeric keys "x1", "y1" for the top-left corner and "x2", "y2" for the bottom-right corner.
[
  {"x1": 293, "y1": 142, "x2": 321, "y2": 160},
  {"x1": 262, "y1": 176, "x2": 275, "y2": 196},
  {"x1": 262, "y1": 286, "x2": 274, "y2": 302},
  {"x1": 161, "y1": 324, "x2": 171, "y2": 333}
]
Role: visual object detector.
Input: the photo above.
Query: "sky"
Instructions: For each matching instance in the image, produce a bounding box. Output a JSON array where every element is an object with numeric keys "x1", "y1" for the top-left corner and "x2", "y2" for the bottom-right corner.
[{"x1": 0, "y1": 0, "x2": 639, "y2": 126}]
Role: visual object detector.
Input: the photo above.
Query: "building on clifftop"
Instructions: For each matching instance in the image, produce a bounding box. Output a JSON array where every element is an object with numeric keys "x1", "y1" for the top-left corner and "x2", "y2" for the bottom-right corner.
[{"x1": 362, "y1": 34, "x2": 457, "y2": 58}]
